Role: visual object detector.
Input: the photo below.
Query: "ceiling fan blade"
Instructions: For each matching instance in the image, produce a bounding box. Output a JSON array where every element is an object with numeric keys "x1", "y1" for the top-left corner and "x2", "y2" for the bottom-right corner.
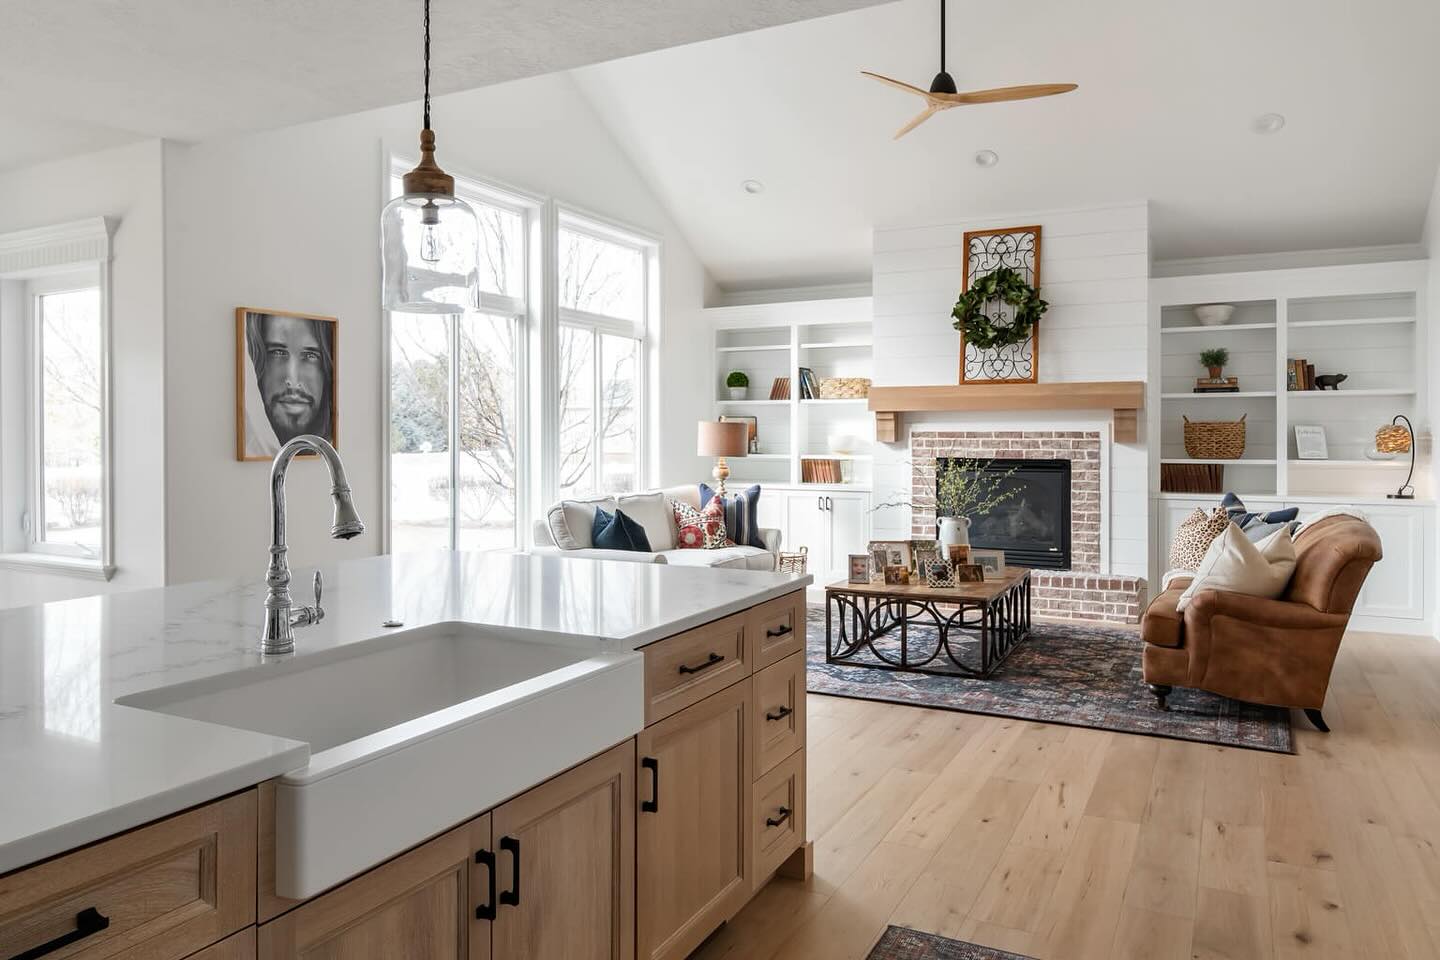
[
  {"x1": 893, "y1": 104, "x2": 941, "y2": 139},
  {"x1": 862, "y1": 71, "x2": 932, "y2": 99},
  {"x1": 938, "y1": 83, "x2": 1078, "y2": 105}
]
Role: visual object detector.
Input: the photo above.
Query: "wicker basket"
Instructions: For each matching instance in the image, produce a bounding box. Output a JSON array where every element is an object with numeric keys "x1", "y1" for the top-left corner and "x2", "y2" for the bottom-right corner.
[
  {"x1": 777, "y1": 546, "x2": 808, "y2": 574},
  {"x1": 1376, "y1": 423, "x2": 1412, "y2": 454},
  {"x1": 818, "y1": 377, "x2": 871, "y2": 399},
  {"x1": 1183, "y1": 413, "x2": 1246, "y2": 460}
]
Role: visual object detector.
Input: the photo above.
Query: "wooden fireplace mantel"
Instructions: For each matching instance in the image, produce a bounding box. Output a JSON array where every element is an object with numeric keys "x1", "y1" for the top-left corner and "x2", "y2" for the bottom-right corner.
[{"x1": 867, "y1": 381, "x2": 1145, "y2": 444}]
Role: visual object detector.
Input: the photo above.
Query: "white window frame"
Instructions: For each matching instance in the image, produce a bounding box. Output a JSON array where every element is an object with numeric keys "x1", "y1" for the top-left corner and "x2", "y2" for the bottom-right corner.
[{"x1": 0, "y1": 218, "x2": 114, "y2": 580}]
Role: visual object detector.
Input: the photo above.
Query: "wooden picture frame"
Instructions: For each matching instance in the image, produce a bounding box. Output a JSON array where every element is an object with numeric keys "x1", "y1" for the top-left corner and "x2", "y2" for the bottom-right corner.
[
  {"x1": 959, "y1": 225, "x2": 1042, "y2": 384},
  {"x1": 236, "y1": 307, "x2": 338, "y2": 461}
]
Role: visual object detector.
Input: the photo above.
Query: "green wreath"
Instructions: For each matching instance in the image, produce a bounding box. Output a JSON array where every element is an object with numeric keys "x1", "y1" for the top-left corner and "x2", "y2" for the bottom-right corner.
[{"x1": 951, "y1": 266, "x2": 1048, "y2": 351}]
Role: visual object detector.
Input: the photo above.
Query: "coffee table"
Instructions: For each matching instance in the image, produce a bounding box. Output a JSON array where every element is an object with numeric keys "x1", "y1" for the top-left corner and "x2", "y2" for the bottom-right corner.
[{"x1": 824, "y1": 566, "x2": 1032, "y2": 679}]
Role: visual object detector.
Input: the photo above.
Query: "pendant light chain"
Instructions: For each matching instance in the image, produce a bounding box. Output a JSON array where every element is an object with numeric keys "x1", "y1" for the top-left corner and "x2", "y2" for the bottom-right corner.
[
  {"x1": 939, "y1": 0, "x2": 946, "y2": 73},
  {"x1": 423, "y1": 0, "x2": 432, "y2": 129}
]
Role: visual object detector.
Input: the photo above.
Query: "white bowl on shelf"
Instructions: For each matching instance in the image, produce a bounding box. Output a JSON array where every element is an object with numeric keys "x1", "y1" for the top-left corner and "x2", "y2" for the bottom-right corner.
[
  {"x1": 1193, "y1": 304, "x2": 1235, "y2": 327},
  {"x1": 827, "y1": 433, "x2": 858, "y2": 454}
]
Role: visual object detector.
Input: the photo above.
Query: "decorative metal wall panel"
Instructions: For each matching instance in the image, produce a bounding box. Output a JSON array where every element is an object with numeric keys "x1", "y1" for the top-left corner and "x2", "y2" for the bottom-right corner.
[{"x1": 960, "y1": 225, "x2": 1041, "y2": 384}]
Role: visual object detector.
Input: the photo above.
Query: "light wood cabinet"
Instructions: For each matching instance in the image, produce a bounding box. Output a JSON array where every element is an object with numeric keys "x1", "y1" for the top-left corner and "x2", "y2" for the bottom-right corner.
[
  {"x1": 186, "y1": 927, "x2": 256, "y2": 960},
  {"x1": 746, "y1": 593, "x2": 806, "y2": 670},
  {"x1": 642, "y1": 610, "x2": 749, "y2": 725},
  {"x1": 489, "y1": 742, "x2": 635, "y2": 960},
  {"x1": 257, "y1": 815, "x2": 490, "y2": 960},
  {"x1": 635, "y1": 680, "x2": 753, "y2": 960},
  {"x1": 752, "y1": 652, "x2": 806, "y2": 778},
  {"x1": 0, "y1": 791, "x2": 256, "y2": 960},
  {"x1": 751, "y1": 750, "x2": 805, "y2": 890}
]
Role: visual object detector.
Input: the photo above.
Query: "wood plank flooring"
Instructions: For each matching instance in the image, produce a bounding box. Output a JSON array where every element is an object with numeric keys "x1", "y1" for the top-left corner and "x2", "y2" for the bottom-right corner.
[{"x1": 694, "y1": 628, "x2": 1440, "y2": 960}]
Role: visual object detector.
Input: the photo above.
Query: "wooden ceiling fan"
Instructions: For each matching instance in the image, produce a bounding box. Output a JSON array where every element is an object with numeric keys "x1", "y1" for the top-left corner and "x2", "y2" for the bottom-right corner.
[{"x1": 864, "y1": 0, "x2": 1077, "y2": 139}]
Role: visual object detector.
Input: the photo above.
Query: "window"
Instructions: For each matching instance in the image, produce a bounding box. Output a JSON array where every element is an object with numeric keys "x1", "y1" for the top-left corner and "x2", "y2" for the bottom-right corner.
[
  {"x1": 388, "y1": 168, "x2": 530, "y2": 553},
  {"x1": 556, "y1": 217, "x2": 651, "y2": 499}
]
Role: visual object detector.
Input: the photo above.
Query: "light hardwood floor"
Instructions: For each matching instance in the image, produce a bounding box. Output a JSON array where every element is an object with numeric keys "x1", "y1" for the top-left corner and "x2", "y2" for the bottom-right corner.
[{"x1": 692, "y1": 628, "x2": 1440, "y2": 960}]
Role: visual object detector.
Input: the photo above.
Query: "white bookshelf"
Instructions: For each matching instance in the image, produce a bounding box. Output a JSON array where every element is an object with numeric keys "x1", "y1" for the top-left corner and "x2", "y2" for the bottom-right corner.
[{"x1": 707, "y1": 296, "x2": 875, "y2": 488}]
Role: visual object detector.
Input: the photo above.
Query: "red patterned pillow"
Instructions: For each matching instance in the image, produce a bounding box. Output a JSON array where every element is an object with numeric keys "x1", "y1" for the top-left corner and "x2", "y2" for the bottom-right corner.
[{"x1": 671, "y1": 498, "x2": 733, "y2": 549}]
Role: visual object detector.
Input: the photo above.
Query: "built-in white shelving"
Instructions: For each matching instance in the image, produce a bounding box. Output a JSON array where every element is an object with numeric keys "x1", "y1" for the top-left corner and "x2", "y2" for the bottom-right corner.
[
  {"x1": 1160, "y1": 458, "x2": 1278, "y2": 466},
  {"x1": 1285, "y1": 388, "x2": 1416, "y2": 399},
  {"x1": 716, "y1": 344, "x2": 791, "y2": 353},
  {"x1": 1160, "y1": 321, "x2": 1277, "y2": 335},
  {"x1": 1288, "y1": 316, "x2": 1414, "y2": 329},
  {"x1": 1160, "y1": 391, "x2": 1277, "y2": 400}
]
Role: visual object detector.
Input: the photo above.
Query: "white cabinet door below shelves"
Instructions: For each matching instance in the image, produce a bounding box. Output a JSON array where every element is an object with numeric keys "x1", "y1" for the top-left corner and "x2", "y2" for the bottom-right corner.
[
  {"x1": 783, "y1": 494, "x2": 831, "y2": 583},
  {"x1": 1342, "y1": 507, "x2": 1424, "y2": 621},
  {"x1": 826, "y1": 494, "x2": 870, "y2": 582}
]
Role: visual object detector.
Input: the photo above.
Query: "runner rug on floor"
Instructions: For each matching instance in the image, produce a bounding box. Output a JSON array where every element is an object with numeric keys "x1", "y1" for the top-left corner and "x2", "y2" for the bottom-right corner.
[
  {"x1": 867, "y1": 926, "x2": 1035, "y2": 960},
  {"x1": 806, "y1": 605, "x2": 1292, "y2": 753}
]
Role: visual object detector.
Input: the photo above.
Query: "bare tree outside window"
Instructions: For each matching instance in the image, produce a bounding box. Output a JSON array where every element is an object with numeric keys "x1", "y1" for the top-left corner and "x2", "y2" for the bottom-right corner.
[{"x1": 37, "y1": 287, "x2": 103, "y2": 552}]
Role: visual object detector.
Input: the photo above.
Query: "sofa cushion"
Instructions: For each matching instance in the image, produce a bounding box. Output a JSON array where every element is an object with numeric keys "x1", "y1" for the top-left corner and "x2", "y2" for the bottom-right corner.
[
  {"x1": 591, "y1": 507, "x2": 653, "y2": 552},
  {"x1": 1141, "y1": 586, "x2": 1187, "y2": 648},
  {"x1": 1177, "y1": 523, "x2": 1296, "y2": 611},
  {"x1": 1168, "y1": 507, "x2": 1229, "y2": 570},
  {"x1": 699, "y1": 483, "x2": 766, "y2": 549},
  {"x1": 616, "y1": 491, "x2": 676, "y2": 551},
  {"x1": 546, "y1": 496, "x2": 617, "y2": 550},
  {"x1": 672, "y1": 497, "x2": 733, "y2": 549},
  {"x1": 659, "y1": 546, "x2": 775, "y2": 571}
]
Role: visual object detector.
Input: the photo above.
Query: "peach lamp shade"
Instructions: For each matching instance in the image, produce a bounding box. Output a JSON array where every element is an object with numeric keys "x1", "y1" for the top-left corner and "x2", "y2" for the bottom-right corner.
[{"x1": 697, "y1": 420, "x2": 748, "y2": 496}]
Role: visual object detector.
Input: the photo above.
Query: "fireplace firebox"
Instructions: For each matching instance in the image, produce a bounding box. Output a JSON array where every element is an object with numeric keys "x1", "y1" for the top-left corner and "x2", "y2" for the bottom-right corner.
[{"x1": 937, "y1": 457, "x2": 1072, "y2": 570}]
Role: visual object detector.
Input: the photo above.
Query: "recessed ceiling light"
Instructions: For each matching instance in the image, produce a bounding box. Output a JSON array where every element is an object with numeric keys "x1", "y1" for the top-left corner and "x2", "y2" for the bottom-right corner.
[
  {"x1": 741, "y1": 179, "x2": 765, "y2": 194},
  {"x1": 1253, "y1": 113, "x2": 1286, "y2": 134},
  {"x1": 974, "y1": 149, "x2": 999, "y2": 168}
]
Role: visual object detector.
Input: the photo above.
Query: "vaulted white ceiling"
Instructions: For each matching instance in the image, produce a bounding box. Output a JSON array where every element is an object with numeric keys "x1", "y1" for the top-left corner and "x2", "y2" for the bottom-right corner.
[
  {"x1": 575, "y1": 0, "x2": 1440, "y2": 290},
  {"x1": 0, "y1": 0, "x2": 886, "y2": 172}
]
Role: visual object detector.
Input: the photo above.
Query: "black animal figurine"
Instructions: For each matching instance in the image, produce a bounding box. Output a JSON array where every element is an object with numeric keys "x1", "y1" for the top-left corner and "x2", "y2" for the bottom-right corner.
[{"x1": 1315, "y1": 373, "x2": 1348, "y2": 391}]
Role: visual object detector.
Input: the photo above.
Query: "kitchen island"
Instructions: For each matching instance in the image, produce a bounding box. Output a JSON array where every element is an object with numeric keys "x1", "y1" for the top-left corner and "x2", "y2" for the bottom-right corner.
[{"x1": 0, "y1": 551, "x2": 812, "y2": 960}]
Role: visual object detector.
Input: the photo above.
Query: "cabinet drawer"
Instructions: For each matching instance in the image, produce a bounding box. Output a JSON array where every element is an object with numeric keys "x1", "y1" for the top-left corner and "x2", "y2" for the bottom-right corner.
[
  {"x1": 746, "y1": 591, "x2": 806, "y2": 671},
  {"x1": 643, "y1": 611, "x2": 749, "y2": 725},
  {"x1": 0, "y1": 791, "x2": 256, "y2": 960},
  {"x1": 752, "y1": 653, "x2": 806, "y2": 778},
  {"x1": 751, "y1": 750, "x2": 805, "y2": 889}
]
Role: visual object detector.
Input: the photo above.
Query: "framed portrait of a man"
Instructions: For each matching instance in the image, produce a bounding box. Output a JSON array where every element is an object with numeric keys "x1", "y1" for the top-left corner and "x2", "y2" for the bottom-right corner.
[{"x1": 235, "y1": 307, "x2": 338, "y2": 460}]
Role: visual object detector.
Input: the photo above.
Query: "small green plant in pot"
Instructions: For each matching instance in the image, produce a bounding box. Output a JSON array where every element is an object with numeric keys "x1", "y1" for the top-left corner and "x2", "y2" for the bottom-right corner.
[
  {"x1": 1200, "y1": 347, "x2": 1229, "y2": 381},
  {"x1": 725, "y1": 370, "x2": 750, "y2": 400}
]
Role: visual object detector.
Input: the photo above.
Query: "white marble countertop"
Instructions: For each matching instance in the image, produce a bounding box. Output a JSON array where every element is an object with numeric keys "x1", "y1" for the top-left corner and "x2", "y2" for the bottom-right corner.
[{"x1": 0, "y1": 551, "x2": 810, "y2": 875}]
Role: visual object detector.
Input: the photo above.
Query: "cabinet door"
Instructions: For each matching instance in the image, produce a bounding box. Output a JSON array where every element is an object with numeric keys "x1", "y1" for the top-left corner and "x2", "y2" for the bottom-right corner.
[
  {"x1": 635, "y1": 681, "x2": 752, "y2": 960},
  {"x1": 1347, "y1": 507, "x2": 1424, "y2": 620},
  {"x1": 783, "y1": 493, "x2": 830, "y2": 582},
  {"x1": 258, "y1": 816, "x2": 490, "y2": 960},
  {"x1": 490, "y1": 741, "x2": 635, "y2": 960},
  {"x1": 825, "y1": 492, "x2": 869, "y2": 577}
]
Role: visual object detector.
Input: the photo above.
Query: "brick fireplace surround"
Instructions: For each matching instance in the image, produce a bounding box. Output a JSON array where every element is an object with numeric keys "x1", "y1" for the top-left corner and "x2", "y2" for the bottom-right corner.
[{"x1": 911, "y1": 429, "x2": 1148, "y2": 623}]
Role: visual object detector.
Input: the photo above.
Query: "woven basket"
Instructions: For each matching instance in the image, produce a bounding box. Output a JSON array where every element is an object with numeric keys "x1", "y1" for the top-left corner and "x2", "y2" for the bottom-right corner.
[
  {"x1": 777, "y1": 546, "x2": 808, "y2": 574},
  {"x1": 818, "y1": 377, "x2": 871, "y2": 399},
  {"x1": 1183, "y1": 413, "x2": 1246, "y2": 459}
]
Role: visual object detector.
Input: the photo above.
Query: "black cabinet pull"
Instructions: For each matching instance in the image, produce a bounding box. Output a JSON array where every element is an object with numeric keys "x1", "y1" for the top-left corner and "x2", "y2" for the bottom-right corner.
[
  {"x1": 9, "y1": 907, "x2": 110, "y2": 960},
  {"x1": 499, "y1": 836, "x2": 521, "y2": 907},
  {"x1": 766, "y1": 624, "x2": 792, "y2": 638},
  {"x1": 765, "y1": 705, "x2": 793, "y2": 722},
  {"x1": 677, "y1": 652, "x2": 724, "y2": 675},
  {"x1": 641, "y1": 756, "x2": 660, "y2": 813},
  {"x1": 766, "y1": 807, "x2": 792, "y2": 829},
  {"x1": 474, "y1": 849, "x2": 496, "y2": 920}
]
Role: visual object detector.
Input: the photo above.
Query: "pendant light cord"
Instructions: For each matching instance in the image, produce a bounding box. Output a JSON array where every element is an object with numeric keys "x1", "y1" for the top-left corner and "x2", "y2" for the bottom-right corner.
[
  {"x1": 939, "y1": 0, "x2": 946, "y2": 73},
  {"x1": 422, "y1": 0, "x2": 432, "y2": 129}
]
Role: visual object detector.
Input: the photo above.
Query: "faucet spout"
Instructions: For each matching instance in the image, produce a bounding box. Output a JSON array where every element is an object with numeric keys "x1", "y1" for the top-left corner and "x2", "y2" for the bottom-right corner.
[{"x1": 260, "y1": 435, "x2": 365, "y2": 655}]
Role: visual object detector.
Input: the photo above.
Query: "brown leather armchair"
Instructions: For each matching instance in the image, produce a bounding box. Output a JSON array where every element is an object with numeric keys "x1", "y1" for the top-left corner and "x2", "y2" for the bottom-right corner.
[{"x1": 1140, "y1": 515, "x2": 1382, "y2": 731}]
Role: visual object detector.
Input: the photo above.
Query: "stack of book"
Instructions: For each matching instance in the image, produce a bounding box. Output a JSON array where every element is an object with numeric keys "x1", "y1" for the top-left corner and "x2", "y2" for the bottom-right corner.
[
  {"x1": 797, "y1": 367, "x2": 820, "y2": 399},
  {"x1": 1193, "y1": 377, "x2": 1240, "y2": 394},
  {"x1": 768, "y1": 376, "x2": 790, "y2": 400},
  {"x1": 1286, "y1": 358, "x2": 1316, "y2": 390},
  {"x1": 800, "y1": 458, "x2": 843, "y2": 483}
]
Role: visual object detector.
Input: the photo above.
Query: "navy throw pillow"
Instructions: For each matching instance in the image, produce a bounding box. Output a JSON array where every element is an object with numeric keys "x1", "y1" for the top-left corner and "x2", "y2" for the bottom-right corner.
[
  {"x1": 699, "y1": 483, "x2": 766, "y2": 549},
  {"x1": 1220, "y1": 492, "x2": 1298, "y2": 530},
  {"x1": 591, "y1": 507, "x2": 652, "y2": 552}
]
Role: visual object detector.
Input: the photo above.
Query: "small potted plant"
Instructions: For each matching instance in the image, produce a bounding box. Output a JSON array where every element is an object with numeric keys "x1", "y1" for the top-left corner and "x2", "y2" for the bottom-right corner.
[
  {"x1": 725, "y1": 370, "x2": 749, "y2": 400},
  {"x1": 1200, "y1": 347, "x2": 1229, "y2": 382}
]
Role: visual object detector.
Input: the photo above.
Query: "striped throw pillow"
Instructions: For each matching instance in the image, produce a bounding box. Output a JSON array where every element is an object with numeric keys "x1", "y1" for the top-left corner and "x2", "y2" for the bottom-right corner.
[{"x1": 699, "y1": 483, "x2": 765, "y2": 549}]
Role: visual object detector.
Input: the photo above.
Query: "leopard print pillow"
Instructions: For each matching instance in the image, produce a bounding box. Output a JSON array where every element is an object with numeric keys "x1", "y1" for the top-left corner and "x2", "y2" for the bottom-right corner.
[{"x1": 1168, "y1": 507, "x2": 1230, "y2": 571}]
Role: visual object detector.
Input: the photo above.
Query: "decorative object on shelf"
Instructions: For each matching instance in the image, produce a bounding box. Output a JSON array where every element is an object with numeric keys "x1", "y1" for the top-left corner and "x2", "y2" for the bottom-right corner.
[
  {"x1": 1378, "y1": 415, "x2": 1416, "y2": 499},
  {"x1": 801, "y1": 458, "x2": 845, "y2": 483},
  {"x1": 718, "y1": 415, "x2": 759, "y2": 454},
  {"x1": 827, "y1": 433, "x2": 858, "y2": 454},
  {"x1": 955, "y1": 563, "x2": 985, "y2": 582},
  {"x1": 797, "y1": 366, "x2": 822, "y2": 399},
  {"x1": 1193, "y1": 376, "x2": 1239, "y2": 394},
  {"x1": 1160, "y1": 463, "x2": 1225, "y2": 494},
  {"x1": 380, "y1": 0, "x2": 480, "y2": 314},
  {"x1": 937, "y1": 515, "x2": 971, "y2": 548},
  {"x1": 777, "y1": 545, "x2": 808, "y2": 574},
  {"x1": 725, "y1": 370, "x2": 750, "y2": 400},
  {"x1": 862, "y1": 0, "x2": 1076, "y2": 139},
  {"x1": 1199, "y1": 347, "x2": 1229, "y2": 382},
  {"x1": 818, "y1": 377, "x2": 872, "y2": 399},
  {"x1": 848, "y1": 554, "x2": 871, "y2": 584},
  {"x1": 1183, "y1": 413, "x2": 1246, "y2": 460},
  {"x1": 1293, "y1": 424, "x2": 1329, "y2": 460},
  {"x1": 971, "y1": 549, "x2": 1005, "y2": 576},
  {"x1": 235, "y1": 307, "x2": 338, "y2": 461},
  {"x1": 1193, "y1": 304, "x2": 1235, "y2": 327},
  {"x1": 696, "y1": 420, "x2": 748, "y2": 497},
  {"x1": 955, "y1": 225, "x2": 1045, "y2": 384},
  {"x1": 1314, "y1": 373, "x2": 1348, "y2": 391},
  {"x1": 768, "y1": 376, "x2": 791, "y2": 400},
  {"x1": 1287, "y1": 358, "x2": 1317, "y2": 390}
]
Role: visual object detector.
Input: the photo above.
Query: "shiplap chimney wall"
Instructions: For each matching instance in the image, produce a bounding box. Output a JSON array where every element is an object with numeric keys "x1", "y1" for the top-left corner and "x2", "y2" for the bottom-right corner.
[{"x1": 869, "y1": 202, "x2": 1151, "y2": 580}]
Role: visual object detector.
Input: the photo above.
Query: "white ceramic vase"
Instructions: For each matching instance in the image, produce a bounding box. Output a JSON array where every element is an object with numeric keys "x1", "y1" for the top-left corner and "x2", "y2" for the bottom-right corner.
[{"x1": 938, "y1": 515, "x2": 971, "y2": 548}]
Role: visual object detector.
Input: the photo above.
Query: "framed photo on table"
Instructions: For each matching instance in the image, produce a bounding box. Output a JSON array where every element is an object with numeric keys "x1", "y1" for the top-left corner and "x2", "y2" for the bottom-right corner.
[
  {"x1": 972, "y1": 549, "x2": 1006, "y2": 577},
  {"x1": 909, "y1": 540, "x2": 942, "y2": 575},
  {"x1": 848, "y1": 554, "x2": 871, "y2": 584},
  {"x1": 870, "y1": 540, "x2": 912, "y2": 573}
]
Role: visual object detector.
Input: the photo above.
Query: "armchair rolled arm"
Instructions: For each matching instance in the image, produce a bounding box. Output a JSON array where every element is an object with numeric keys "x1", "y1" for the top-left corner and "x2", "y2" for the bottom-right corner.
[{"x1": 1183, "y1": 589, "x2": 1344, "y2": 633}]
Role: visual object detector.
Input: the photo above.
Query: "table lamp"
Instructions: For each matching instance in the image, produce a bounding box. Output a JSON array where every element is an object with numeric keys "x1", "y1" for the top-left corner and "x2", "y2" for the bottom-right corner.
[
  {"x1": 1376, "y1": 415, "x2": 1415, "y2": 500},
  {"x1": 697, "y1": 420, "x2": 748, "y2": 497}
]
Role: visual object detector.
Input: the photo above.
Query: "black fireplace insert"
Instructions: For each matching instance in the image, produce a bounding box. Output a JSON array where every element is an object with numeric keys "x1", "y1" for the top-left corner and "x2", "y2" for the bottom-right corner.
[{"x1": 937, "y1": 457, "x2": 1071, "y2": 570}]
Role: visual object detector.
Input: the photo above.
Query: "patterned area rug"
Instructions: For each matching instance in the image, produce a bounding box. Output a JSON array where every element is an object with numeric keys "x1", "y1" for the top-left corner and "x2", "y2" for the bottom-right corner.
[
  {"x1": 807, "y1": 605, "x2": 1293, "y2": 753},
  {"x1": 867, "y1": 926, "x2": 1034, "y2": 959}
]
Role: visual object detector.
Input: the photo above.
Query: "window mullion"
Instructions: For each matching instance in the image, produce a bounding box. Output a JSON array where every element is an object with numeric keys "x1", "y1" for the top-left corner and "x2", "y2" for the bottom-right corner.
[{"x1": 449, "y1": 314, "x2": 461, "y2": 551}]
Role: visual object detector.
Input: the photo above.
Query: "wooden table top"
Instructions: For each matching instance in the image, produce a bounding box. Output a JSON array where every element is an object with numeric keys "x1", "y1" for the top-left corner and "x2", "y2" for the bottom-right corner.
[{"x1": 825, "y1": 566, "x2": 1030, "y2": 602}]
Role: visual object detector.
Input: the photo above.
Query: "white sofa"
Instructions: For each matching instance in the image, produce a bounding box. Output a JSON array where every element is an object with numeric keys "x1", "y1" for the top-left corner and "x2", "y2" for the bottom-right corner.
[{"x1": 531, "y1": 485, "x2": 781, "y2": 571}]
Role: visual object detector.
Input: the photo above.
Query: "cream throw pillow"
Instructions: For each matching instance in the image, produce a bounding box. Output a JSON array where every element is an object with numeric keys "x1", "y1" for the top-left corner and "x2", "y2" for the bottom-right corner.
[{"x1": 1176, "y1": 522, "x2": 1296, "y2": 611}]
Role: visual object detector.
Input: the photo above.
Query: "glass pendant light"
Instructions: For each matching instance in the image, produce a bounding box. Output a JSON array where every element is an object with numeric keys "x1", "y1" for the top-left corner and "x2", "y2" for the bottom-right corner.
[{"x1": 381, "y1": 0, "x2": 480, "y2": 313}]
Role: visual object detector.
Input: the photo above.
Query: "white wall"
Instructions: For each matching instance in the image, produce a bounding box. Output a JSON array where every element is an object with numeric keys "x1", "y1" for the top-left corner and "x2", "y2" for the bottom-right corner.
[
  {"x1": 0, "y1": 142, "x2": 167, "y2": 608},
  {"x1": 870, "y1": 202, "x2": 1151, "y2": 579},
  {"x1": 163, "y1": 71, "x2": 712, "y2": 583}
]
